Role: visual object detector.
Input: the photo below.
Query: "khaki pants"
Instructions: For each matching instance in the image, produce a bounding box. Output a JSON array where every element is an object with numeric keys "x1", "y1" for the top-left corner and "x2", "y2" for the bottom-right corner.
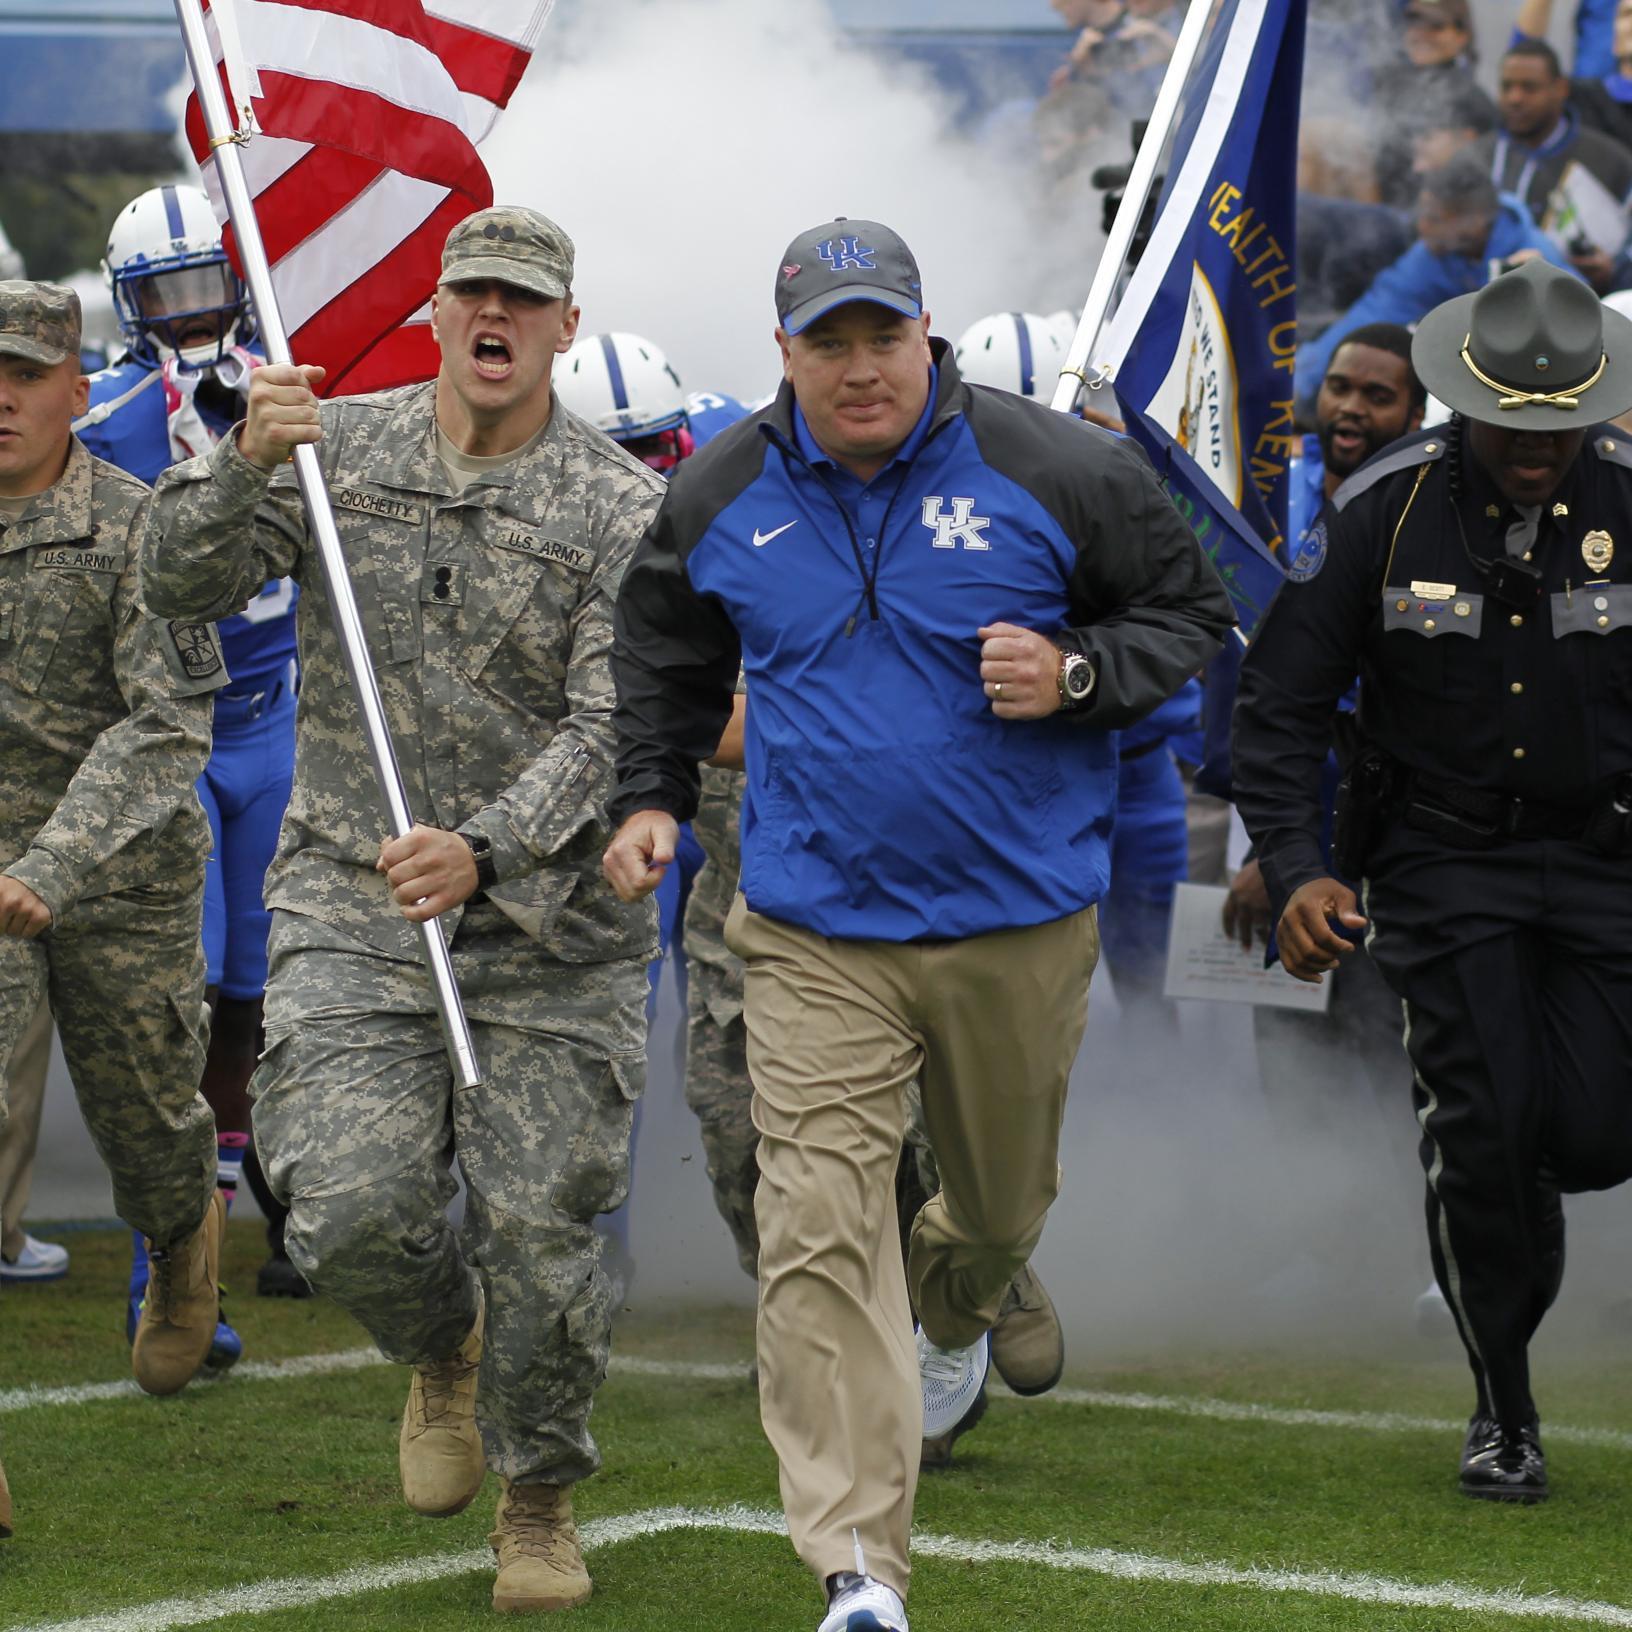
[
  {"x1": 0, "y1": 996, "x2": 53, "y2": 1261},
  {"x1": 726, "y1": 896, "x2": 1097, "y2": 1598}
]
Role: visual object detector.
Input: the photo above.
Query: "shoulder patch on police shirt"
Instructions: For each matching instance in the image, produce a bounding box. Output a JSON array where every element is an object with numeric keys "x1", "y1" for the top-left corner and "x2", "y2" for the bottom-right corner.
[
  {"x1": 33, "y1": 546, "x2": 121, "y2": 573},
  {"x1": 1287, "y1": 519, "x2": 1329, "y2": 582},
  {"x1": 492, "y1": 529, "x2": 594, "y2": 572},
  {"x1": 332, "y1": 486, "x2": 425, "y2": 526},
  {"x1": 1331, "y1": 434, "x2": 1447, "y2": 513},
  {"x1": 166, "y1": 620, "x2": 225, "y2": 682}
]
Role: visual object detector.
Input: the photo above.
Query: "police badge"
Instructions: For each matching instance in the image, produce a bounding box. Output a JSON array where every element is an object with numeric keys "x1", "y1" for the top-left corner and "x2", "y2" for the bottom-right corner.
[{"x1": 1582, "y1": 529, "x2": 1614, "y2": 574}]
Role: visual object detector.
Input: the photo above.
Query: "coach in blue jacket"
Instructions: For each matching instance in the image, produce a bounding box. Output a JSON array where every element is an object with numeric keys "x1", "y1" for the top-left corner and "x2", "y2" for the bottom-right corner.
[{"x1": 603, "y1": 218, "x2": 1232, "y2": 1632}]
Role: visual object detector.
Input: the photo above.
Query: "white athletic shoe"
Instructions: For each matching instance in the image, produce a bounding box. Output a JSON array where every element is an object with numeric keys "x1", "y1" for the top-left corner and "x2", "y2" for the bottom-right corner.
[
  {"x1": 818, "y1": 1575, "x2": 908, "y2": 1632},
  {"x1": 917, "y1": 1325, "x2": 989, "y2": 1439},
  {"x1": 0, "y1": 1235, "x2": 68, "y2": 1283}
]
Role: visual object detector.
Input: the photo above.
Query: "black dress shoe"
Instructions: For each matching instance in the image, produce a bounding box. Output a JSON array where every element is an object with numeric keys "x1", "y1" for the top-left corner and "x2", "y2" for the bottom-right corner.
[{"x1": 1460, "y1": 1415, "x2": 1548, "y2": 1503}]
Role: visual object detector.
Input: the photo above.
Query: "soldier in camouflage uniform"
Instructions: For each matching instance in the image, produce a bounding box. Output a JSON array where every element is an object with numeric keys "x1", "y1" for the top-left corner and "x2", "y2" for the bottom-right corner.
[
  {"x1": 0, "y1": 281, "x2": 227, "y2": 1438},
  {"x1": 140, "y1": 211, "x2": 662, "y2": 1615}
]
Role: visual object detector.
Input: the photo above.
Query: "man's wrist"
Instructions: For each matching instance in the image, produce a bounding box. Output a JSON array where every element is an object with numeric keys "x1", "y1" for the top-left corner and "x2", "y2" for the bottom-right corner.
[{"x1": 455, "y1": 828, "x2": 498, "y2": 892}]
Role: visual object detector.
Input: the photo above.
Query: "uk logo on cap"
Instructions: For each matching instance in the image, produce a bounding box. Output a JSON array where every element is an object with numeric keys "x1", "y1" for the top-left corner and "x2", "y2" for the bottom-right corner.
[{"x1": 818, "y1": 237, "x2": 876, "y2": 272}]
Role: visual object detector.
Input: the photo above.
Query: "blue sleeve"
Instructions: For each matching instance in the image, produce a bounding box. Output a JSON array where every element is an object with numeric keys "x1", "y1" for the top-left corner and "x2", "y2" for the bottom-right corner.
[{"x1": 1294, "y1": 246, "x2": 1442, "y2": 402}]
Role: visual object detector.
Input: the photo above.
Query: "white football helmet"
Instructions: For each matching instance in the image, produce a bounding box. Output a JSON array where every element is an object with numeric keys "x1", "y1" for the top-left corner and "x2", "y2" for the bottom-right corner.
[
  {"x1": 102, "y1": 184, "x2": 249, "y2": 369},
  {"x1": 954, "y1": 312, "x2": 1069, "y2": 400},
  {"x1": 555, "y1": 332, "x2": 688, "y2": 439}
]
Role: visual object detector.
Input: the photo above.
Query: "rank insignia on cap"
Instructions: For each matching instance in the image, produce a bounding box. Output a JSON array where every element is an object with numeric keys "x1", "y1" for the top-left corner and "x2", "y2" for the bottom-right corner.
[{"x1": 1582, "y1": 529, "x2": 1614, "y2": 573}]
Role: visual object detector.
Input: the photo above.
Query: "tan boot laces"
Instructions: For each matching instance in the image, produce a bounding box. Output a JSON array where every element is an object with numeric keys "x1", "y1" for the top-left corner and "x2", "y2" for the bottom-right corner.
[
  {"x1": 408, "y1": 1349, "x2": 479, "y2": 1434},
  {"x1": 498, "y1": 1485, "x2": 579, "y2": 1566}
]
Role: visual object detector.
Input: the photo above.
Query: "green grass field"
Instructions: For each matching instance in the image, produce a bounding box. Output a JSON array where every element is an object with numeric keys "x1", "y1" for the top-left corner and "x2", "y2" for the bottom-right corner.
[{"x1": 3, "y1": 1222, "x2": 1632, "y2": 1630}]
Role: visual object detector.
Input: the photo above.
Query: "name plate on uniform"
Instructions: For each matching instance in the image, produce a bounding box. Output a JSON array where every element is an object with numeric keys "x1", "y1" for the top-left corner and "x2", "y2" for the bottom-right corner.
[
  {"x1": 332, "y1": 487, "x2": 425, "y2": 526},
  {"x1": 492, "y1": 528, "x2": 593, "y2": 572},
  {"x1": 1162, "y1": 884, "x2": 1333, "y2": 1013},
  {"x1": 34, "y1": 547, "x2": 119, "y2": 572}
]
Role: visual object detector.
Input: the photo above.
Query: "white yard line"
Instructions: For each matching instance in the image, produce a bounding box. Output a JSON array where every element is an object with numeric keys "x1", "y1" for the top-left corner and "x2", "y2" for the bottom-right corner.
[
  {"x1": 6, "y1": 1347, "x2": 1632, "y2": 1454},
  {"x1": 9, "y1": 1503, "x2": 1632, "y2": 1632}
]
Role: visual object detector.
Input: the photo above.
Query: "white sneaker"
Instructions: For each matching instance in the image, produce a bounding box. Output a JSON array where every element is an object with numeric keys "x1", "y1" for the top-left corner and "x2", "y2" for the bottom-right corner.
[
  {"x1": 818, "y1": 1575, "x2": 908, "y2": 1632},
  {"x1": 0, "y1": 1235, "x2": 68, "y2": 1283},
  {"x1": 917, "y1": 1325, "x2": 989, "y2": 1438}
]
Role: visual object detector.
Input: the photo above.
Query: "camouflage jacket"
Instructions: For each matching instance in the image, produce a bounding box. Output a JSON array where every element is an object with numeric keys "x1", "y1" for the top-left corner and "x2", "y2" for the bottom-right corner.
[
  {"x1": 141, "y1": 384, "x2": 663, "y2": 964},
  {"x1": 0, "y1": 439, "x2": 221, "y2": 921},
  {"x1": 682, "y1": 761, "x2": 747, "y2": 1022}
]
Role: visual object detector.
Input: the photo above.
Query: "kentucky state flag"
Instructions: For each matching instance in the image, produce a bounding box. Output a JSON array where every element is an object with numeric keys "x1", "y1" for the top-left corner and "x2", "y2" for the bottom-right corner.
[{"x1": 1097, "y1": 0, "x2": 1307, "y2": 642}]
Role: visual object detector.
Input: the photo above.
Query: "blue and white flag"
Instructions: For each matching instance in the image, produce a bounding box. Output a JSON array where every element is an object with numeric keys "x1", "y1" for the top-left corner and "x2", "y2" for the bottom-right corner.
[{"x1": 1097, "y1": 0, "x2": 1306, "y2": 641}]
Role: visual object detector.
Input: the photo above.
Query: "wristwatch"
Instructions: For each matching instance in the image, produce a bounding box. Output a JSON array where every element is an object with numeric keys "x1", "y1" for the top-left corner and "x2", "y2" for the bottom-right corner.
[
  {"x1": 1057, "y1": 649, "x2": 1097, "y2": 710},
  {"x1": 457, "y1": 828, "x2": 498, "y2": 892}
]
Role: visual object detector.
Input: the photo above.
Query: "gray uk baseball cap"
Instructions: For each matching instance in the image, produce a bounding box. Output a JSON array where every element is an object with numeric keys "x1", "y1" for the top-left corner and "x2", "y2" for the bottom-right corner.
[
  {"x1": 0, "y1": 280, "x2": 80, "y2": 366},
  {"x1": 774, "y1": 218, "x2": 923, "y2": 336},
  {"x1": 441, "y1": 207, "x2": 575, "y2": 299}
]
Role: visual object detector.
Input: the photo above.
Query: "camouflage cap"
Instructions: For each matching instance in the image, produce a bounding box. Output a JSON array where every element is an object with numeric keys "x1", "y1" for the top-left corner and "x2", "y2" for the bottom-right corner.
[
  {"x1": 0, "y1": 281, "x2": 81, "y2": 366},
  {"x1": 440, "y1": 207, "x2": 575, "y2": 300}
]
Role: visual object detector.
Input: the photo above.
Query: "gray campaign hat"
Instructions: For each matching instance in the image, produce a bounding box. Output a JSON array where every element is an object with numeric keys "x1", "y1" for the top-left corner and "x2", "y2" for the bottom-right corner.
[
  {"x1": 1413, "y1": 257, "x2": 1632, "y2": 430},
  {"x1": 0, "y1": 280, "x2": 81, "y2": 366},
  {"x1": 775, "y1": 218, "x2": 923, "y2": 336},
  {"x1": 440, "y1": 206, "x2": 575, "y2": 300}
]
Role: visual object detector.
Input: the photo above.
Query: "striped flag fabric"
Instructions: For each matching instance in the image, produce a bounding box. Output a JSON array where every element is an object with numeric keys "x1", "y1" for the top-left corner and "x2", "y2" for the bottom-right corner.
[{"x1": 184, "y1": 0, "x2": 554, "y2": 396}]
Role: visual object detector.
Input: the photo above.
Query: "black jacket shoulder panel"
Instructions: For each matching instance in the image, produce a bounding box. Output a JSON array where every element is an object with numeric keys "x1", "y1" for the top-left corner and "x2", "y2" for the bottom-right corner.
[
  {"x1": 1331, "y1": 428, "x2": 1447, "y2": 512},
  {"x1": 958, "y1": 381, "x2": 1141, "y2": 539},
  {"x1": 656, "y1": 408, "x2": 775, "y2": 558}
]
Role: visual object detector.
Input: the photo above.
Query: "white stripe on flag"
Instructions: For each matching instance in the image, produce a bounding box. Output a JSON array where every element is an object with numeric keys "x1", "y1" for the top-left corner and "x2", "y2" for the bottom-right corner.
[
  {"x1": 275, "y1": 171, "x2": 451, "y2": 335},
  {"x1": 1098, "y1": 0, "x2": 1275, "y2": 380},
  {"x1": 424, "y1": 0, "x2": 556, "y2": 50},
  {"x1": 234, "y1": 1, "x2": 474, "y2": 130}
]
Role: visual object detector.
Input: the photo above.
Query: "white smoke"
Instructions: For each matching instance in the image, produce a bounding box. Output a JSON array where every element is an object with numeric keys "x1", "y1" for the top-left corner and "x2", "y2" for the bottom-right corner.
[{"x1": 484, "y1": 0, "x2": 1092, "y2": 401}]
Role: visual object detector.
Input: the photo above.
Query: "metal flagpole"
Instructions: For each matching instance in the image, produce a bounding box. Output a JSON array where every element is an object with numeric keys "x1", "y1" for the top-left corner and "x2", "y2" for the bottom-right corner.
[
  {"x1": 173, "y1": 0, "x2": 483, "y2": 1090},
  {"x1": 1049, "y1": 0, "x2": 1216, "y2": 417}
]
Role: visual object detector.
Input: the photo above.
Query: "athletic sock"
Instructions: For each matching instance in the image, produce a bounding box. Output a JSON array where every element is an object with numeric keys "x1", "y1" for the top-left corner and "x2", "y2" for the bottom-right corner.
[{"x1": 217, "y1": 1131, "x2": 250, "y2": 1215}]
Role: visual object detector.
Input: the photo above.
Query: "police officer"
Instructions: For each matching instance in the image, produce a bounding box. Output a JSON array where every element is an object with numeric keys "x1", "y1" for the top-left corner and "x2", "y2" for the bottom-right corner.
[
  {"x1": 1234, "y1": 258, "x2": 1632, "y2": 1504},
  {"x1": 140, "y1": 209, "x2": 663, "y2": 1612},
  {"x1": 0, "y1": 281, "x2": 226, "y2": 1422}
]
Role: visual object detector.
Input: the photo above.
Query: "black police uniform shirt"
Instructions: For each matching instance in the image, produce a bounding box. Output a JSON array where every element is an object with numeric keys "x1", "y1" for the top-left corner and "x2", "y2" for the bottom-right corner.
[{"x1": 1234, "y1": 421, "x2": 1632, "y2": 912}]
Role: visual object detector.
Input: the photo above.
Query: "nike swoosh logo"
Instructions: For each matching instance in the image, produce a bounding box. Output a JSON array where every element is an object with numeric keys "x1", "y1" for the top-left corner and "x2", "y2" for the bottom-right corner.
[{"x1": 752, "y1": 521, "x2": 798, "y2": 548}]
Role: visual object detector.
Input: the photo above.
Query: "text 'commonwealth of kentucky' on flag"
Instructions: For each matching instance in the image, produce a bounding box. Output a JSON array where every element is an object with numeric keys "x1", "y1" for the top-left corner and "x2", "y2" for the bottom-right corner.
[{"x1": 1096, "y1": 0, "x2": 1307, "y2": 642}]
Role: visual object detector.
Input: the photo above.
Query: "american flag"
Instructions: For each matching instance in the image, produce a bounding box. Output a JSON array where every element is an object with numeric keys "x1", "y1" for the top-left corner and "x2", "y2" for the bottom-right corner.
[{"x1": 184, "y1": 0, "x2": 554, "y2": 396}]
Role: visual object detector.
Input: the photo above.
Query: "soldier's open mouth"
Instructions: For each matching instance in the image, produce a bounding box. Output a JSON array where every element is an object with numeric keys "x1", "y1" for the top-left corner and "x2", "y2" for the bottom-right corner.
[{"x1": 474, "y1": 335, "x2": 513, "y2": 379}]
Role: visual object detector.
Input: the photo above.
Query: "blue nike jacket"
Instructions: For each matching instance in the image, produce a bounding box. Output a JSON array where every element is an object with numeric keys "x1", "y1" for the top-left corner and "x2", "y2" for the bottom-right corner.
[{"x1": 609, "y1": 341, "x2": 1234, "y2": 942}]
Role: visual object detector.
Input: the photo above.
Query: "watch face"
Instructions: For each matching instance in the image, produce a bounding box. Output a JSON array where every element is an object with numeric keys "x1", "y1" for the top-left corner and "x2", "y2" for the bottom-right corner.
[{"x1": 1064, "y1": 658, "x2": 1094, "y2": 699}]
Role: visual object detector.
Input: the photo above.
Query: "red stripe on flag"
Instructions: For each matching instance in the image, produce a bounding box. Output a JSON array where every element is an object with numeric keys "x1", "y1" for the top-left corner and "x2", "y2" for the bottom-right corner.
[
  {"x1": 248, "y1": 149, "x2": 388, "y2": 267},
  {"x1": 290, "y1": 191, "x2": 474, "y2": 397},
  {"x1": 254, "y1": 72, "x2": 487, "y2": 200},
  {"x1": 257, "y1": 0, "x2": 444, "y2": 44},
  {"x1": 331, "y1": 321, "x2": 442, "y2": 397},
  {"x1": 422, "y1": 16, "x2": 533, "y2": 105}
]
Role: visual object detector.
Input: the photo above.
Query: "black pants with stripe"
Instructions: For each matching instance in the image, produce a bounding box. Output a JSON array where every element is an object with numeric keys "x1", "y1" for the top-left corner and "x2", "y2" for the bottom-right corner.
[{"x1": 1363, "y1": 826, "x2": 1632, "y2": 1430}]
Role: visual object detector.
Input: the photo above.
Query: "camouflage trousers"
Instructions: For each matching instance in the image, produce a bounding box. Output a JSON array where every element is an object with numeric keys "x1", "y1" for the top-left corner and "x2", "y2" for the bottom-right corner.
[
  {"x1": 255, "y1": 904, "x2": 647, "y2": 1487},
  {"x1": 684, "y1": 965, "x2": 759, "y2": 1280},
  {"x1": 683, "y1": 964, "x2": 939, "y2": 1282},
  {"x1": 0, "y1": 881, "x2": 215, "y2": 1246}
]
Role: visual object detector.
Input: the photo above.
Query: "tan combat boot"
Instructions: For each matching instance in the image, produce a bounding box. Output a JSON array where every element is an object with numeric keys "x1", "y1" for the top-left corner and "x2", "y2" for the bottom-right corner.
[
  {"x1": 1, "y1": 1447, "x2": 13, "y2": 1538},
  {"x1": 489, "y1": 1478, "x2": 592, "y2": 1613},
  {"x1": 132, "y1": 1190, "x2": 225, "y2": 1396},
  {"x1": 400, "y1": 1284, "x2": 485, "y2": 1517},
  {"x1": 990, "y1": 1261, "x2": 1065, "y2": 1397}
]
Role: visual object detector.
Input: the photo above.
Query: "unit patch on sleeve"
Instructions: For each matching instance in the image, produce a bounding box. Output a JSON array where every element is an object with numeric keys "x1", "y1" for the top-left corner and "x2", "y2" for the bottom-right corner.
[{"x1": 167, "y1": 620, "x2": 226, "y2": 681}]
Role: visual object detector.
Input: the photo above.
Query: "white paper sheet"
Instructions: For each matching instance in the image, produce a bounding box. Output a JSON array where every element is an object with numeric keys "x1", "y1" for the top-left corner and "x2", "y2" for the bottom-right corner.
[{"x1": 1161, "y1": 882, "x2": 1334, "y2": 1012}]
